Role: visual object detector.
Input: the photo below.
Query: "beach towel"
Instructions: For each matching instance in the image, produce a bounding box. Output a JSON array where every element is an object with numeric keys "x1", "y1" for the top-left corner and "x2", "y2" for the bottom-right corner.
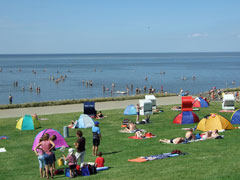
[
  {"x1": 0, "y1": 136, "x2": 8, "y2": 140},
  {"x1": 128, "y1": 152, "x2": 185, "y2": 162}
]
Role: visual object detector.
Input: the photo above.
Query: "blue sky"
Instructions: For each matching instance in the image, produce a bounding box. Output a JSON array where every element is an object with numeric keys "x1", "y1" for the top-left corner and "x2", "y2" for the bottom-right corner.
[{"x1": 0, "y1": 0, "x2": 240, "y2": 54}]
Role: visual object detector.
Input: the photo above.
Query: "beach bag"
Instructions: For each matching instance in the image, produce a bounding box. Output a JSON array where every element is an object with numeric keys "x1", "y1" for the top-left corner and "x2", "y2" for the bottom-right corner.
[
  {"x1": 81, "y1": 166, "x2": 90, "y2": 176},
  {"x1": 88, "y1": 164, "x2": 97, "y2": 175},
  {"x1": 171, "y1": 150, "x2": 182, "y2": 155},
  {"x1": 57, "y1": 158, "x2": 64, "y2": 166}
]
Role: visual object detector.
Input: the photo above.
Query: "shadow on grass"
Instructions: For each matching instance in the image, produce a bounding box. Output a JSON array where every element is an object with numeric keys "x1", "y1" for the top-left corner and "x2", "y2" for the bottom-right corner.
[{"x1": 103, "y1": 151, "x2": 122, "y2": 155}]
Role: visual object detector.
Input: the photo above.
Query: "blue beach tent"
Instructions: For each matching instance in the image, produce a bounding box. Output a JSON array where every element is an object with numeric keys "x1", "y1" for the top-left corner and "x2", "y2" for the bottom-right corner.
[
  {"x1": 231, "y1": 109, "x2": 240, "y2": 124},
  {"x1": 74, "y1": 114, "x2": 95, "y2": 128},
  {"x1": 124, "y1": 104, "x2": 137, "y2": 115}
]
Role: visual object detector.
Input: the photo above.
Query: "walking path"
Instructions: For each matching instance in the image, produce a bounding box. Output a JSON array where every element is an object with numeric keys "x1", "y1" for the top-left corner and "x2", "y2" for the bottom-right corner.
[{"x1": 0, "y1": 96, "x2": 181, "y2": 118}]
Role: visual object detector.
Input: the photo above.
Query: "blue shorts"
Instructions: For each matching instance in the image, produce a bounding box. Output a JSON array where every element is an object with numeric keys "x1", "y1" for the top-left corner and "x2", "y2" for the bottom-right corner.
[
  {"x1": 43, "y1": 153, "x2": 53, "y2": 165},
  {"x1": 38, "y1": 155, "x2": 45, "y2": 168}
]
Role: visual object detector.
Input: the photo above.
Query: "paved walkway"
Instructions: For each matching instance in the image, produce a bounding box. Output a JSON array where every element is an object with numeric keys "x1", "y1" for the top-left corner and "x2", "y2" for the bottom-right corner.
[{"x1": 0, "y1": 96, "x2": 181, "y2": 118}]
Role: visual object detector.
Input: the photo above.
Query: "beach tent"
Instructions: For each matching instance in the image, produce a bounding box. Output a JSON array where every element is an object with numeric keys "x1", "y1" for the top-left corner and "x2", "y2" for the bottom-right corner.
[
  {"x1": 32, "y1": 128, "x2": 69, "y2": 150},
  {"x1": 173, "y1": 111, "x2": 199, "y2": 124},
  {"x1": 74, "y1": 114, "x2": 94, "y2": 128},
  {"x1": 231, "y1": 109, "x2": 240, "y2": 124},
  {"x1": 192, "y1": 97, "x2": 209, "y2": 108},
  {"x1": 84, "y1": 102, "x2": 97, "y2": 117},
  {"x1": 16, "y1": 115, "x2": 41, "y2": 131},
  {"x1": 124, "y1": 105, "x2": 137, "y2": 115},
  {"x1": 197, "y1": 113, "x2": 235, "y2": 131}
]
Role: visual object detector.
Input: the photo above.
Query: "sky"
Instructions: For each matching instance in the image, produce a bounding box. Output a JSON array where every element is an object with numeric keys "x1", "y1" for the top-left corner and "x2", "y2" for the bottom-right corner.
[{"x1": 0, "y1": 0, "x2": 240, "y2": 54}]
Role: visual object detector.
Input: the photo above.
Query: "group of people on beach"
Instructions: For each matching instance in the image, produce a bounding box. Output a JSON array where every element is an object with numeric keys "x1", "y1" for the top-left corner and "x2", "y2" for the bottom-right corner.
[
  {"x1": 34, "y1": 121, "x2": 104, "y2": 178},
  {"x1": 207, "y1": 87, "x2": 239, "y2": 101}
]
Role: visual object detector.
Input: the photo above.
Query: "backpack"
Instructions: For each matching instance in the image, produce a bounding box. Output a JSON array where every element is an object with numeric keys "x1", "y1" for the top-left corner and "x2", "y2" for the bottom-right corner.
[{"x1": 88, "y1": 164, "x2": 97, "y2": 175}]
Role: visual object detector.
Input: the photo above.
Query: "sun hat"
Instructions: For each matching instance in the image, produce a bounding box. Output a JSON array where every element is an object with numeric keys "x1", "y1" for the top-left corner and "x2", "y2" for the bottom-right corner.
[
  {"x1": 68, "y1": 148, "x2": 74, "y2": 155},
  {"x1": 94, "y1": 121, "x2": 100, "y2": 125}
]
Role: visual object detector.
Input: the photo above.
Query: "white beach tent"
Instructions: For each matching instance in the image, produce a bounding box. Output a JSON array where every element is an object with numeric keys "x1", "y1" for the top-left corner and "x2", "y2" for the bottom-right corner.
[
  {"x1": 74, "y1": 114, "x2": 95, "y2": 128},
  {"x1": 145, "y1": 95, "x2": 156, "y2": 110},
  {"x1": 139, "y1": 99, "x2": 153, "y2": 116},
  {"x1": 222, "y1": 94, "x2": 235, "y2": 110}
]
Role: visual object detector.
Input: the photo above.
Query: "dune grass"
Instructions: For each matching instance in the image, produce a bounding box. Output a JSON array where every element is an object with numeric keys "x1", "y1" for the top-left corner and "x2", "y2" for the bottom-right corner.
[{"x1": 1, "y1": 102, "x2": 240, "y2": 180}]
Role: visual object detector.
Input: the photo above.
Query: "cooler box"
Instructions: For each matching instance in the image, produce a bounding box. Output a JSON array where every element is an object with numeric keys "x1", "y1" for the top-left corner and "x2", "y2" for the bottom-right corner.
[{"x1": 139, "y1": 99, "x2": 153, "y2": 116}]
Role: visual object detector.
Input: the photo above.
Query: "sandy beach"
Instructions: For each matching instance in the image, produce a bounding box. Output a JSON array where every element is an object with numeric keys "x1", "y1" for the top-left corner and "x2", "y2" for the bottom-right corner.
[{"x1": 0, "y1": 96, "x2": 181, "y2": 118}]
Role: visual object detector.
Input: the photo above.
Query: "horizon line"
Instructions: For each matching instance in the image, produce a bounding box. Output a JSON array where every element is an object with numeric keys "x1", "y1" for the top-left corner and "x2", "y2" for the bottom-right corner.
[{"x1": 0, "y1": 51, "x2": 240, "y2": 56}]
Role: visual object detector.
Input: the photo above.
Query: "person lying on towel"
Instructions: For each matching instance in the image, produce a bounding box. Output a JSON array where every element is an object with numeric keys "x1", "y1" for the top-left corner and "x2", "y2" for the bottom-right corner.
[
  {"x1": 135, "y1": 130, "x2": 146, "y2": 138},
  {"x1": 120, "y1": 122, "x2": 137, "y2": 133},
  {"x1": 159, "y1": 137, "x2": 186, "y2": 144}
]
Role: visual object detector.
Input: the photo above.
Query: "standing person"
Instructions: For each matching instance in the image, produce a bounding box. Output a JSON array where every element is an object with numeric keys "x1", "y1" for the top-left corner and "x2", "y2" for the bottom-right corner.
[
  {"x1": 130, "y1": 84, "x2": 133, "y2": 91},
  {"x1": 34, "y1": 137, "x2": 45, "y2": 178},
  {"x1": 63, "y1": 148, "x2": 77, "y2": 178},
  {"x1": 92, "y1": 121, "x2": 101, "y2": 156},
  {"x1": 50, "y1": 135, "x2": 57, "y2": 171},
  {"x1": 136, "y1": 104, "x2": 141, "y2": 124},
  {"x1": 9, "y1": 94, "x2": 13, "y2": 104},
  {"x1": 95, "y1": 152, "x2": 105, "y2": 168},
  {"x1": 74, "y1": 130, "x2": 86, "y2": 165},
  {"x1": 35, "y1": 133, "x2": 55, "y2": 179}
]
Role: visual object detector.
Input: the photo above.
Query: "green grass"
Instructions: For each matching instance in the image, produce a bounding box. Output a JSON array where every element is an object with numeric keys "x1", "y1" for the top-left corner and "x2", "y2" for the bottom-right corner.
[{"x1": 1, "y1": 102, "x2": 240, "y2": 180}]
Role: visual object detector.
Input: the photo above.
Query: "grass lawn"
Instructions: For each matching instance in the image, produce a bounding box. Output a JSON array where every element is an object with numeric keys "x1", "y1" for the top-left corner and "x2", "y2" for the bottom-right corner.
[{"x1": 1, "y1": 102, "x2": 240, "y2": 180}]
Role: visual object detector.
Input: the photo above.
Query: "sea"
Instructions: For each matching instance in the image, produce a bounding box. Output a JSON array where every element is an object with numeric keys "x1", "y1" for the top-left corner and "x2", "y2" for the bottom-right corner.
[{"x1": 0, "y1": 52, "x2": 240, "y2": 105}]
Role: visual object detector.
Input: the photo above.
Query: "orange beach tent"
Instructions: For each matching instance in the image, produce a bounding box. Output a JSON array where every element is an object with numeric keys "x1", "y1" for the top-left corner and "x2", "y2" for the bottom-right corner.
[{"x1": 197, "y1": 113, "x2": 234, "y2": 131}]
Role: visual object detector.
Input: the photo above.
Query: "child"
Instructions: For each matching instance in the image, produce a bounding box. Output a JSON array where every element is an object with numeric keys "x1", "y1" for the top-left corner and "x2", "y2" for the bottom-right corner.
[
  {"x1": 50, "y1": 135, "x2": 57, "y2": 170},
  {"x1": 95, "y1": 152, "x2": 105, "y2": 168},
  {"x1": 34, "y1": 137, "x2": 45, "y2": 178},
  {"x1": 63, "y1": 148, "x2": 77, "y2": 178}
]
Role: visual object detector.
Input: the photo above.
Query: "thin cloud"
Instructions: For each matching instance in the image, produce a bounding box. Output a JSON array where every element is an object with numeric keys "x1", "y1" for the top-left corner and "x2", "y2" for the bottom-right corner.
[{"x1": 188, "y1": 33, "x2": 208, "y2": 38}]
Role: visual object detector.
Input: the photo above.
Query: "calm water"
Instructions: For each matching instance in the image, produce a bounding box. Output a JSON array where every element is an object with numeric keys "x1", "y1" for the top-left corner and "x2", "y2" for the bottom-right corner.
[{"x1": 0, "y1": 52, "x2": 240, "y2": 105}]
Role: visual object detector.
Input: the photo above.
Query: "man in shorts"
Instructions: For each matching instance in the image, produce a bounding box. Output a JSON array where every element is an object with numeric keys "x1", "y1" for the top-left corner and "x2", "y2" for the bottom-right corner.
[{"x1": 92, "y1": 121, "x2": 101, "y2": 156}]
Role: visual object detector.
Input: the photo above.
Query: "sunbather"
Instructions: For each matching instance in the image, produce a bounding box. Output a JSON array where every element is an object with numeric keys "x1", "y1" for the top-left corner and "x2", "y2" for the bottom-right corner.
[
  {"x1": 185, "y1": 129, "x2": 196, "y2": 141},
  {"x1": 96, "y1": 111, "x2": 104, "y2": 119},
  {"x1": 211, "y1": 129, "x2": 219, "y2": 139},
  {"x1": 135, "y1": 131, "x2": 146, "y2": 138},
  {"x1": 68, "y1": 120, "x2": 76, "y2": 128},
  {"x1": 159, "y1": 137, "x2": 185, "y2": 144},
  {"x1": 201, "y1": 131, "x2": 213, "y2": 140},
  {"x1": 120, "y1": 122, "x2": 137, "y2": 133}
]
